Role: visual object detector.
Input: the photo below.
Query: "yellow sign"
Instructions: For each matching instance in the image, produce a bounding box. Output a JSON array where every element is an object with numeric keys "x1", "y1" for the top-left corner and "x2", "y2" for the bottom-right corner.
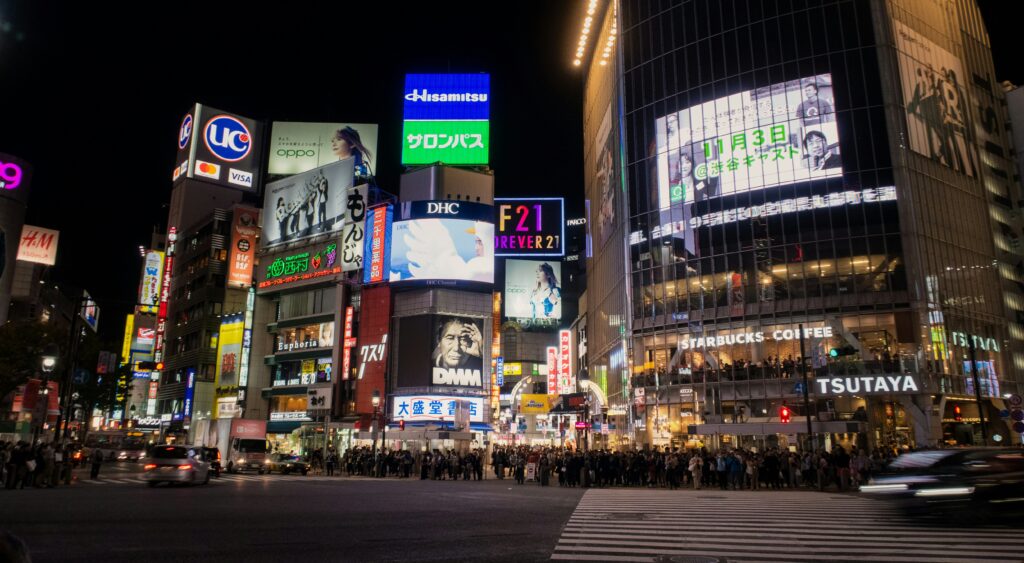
[
  {"x1": 214, "y1": 315, "x2": 245, "y2": 418},
  {"x1": 504, "y1": 363, "x2": 523, "y2": 376},
  {"x1": 121, "y1": 314, "x2": 134, "y2": 365},
  {"x1": 520, "y1": 394, "x2": 550, "y2": 414}
]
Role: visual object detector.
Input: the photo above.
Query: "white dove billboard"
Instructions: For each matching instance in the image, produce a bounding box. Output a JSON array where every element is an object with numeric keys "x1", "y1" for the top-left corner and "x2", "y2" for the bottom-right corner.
[{"x1": 389, "y1": 201, "x2": 494, "y2": 286}]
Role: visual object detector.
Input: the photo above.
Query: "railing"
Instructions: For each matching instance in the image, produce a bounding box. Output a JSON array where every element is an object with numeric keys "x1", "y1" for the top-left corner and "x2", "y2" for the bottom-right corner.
[{"x1": 633, "y1": 356, "x2": 921, "y2": 388}]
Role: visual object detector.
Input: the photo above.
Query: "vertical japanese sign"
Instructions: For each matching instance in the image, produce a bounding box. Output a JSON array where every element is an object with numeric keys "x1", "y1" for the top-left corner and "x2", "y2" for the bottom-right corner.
[
  {"x1": 546, "y1": 346, "x2": 559, "y2": 398},
  {"x1": 491, "y1": 292, "x2": 501, "y2": 412},
  {"x1": 239, "y1": 288, "x2": 255, "y2": 389},
  {"x1": 342, "y1": 185, "x2": 367, "y2": 272},
  {"x1": 138, "y1": 250, "x2": 164, "y2": 310},
  {"x1": 228, "y1": 206, "x2": 259, "y2": 288},
  {"x1": 183, "y1": 368, "x2": 196, "y2": 418},
  {"x1": 355, "y1": 286, "x2": 392, "y2": 414},
  {"x1": 559, "y1": 329, "x2": 572, "y2": 395},
  {"x1": 121, "y1": 314, "x2": 134, "y2": 365},
  {"x1": 496, "y1": 357, "x2": 504, "y2": 387},
  {"x1": 342, "y1": 306, "x2": 355, "y2": 381},
  {"x1": 362, "y1": 204, "x2": 392, "y2": 284},
  {"x1": 153, "y1": 227, "x2": 176, "y2": 365}
]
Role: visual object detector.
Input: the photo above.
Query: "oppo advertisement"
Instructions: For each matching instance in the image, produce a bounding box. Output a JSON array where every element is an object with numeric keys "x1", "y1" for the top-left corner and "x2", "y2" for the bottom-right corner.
[
  {"x1": 268, "y1": 122, "x2": 379, "y2": 177},
  {"x1": 654, "y1": 73, "x2": 841, "y2": 209},
  {"x1": 494, "y1": 198, "x2": 565, "y2": 257},
  {"x1": 396, "y1": 315, "x2": 486, "y2": 388},
  {"x1": 504, "y1": 259, "x2": 562, "y2": 326},
  {"x1": 389, "y1": 201, "x2": 494, "y2": 286},
  {"x1": 261, "y1": 158, "x2": 359, "y2": 248},
  {"x1": 174, "y1": 103, "x2": 262, "y2": 191}
]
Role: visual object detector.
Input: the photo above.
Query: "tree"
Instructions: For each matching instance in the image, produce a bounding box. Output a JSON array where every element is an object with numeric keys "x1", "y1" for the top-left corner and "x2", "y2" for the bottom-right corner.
[{"x1": 0, "y1": 320, "x2": 62, "y2": 400}]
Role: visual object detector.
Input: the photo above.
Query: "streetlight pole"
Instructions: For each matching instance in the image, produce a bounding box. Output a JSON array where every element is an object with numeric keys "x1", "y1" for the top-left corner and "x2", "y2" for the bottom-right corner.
[
  {"x1": 371, "y1": 390, "x2": 380, "y2": 476},
  {"x1": 799, "y1": 324, "x2": 814, "y2": 452}
]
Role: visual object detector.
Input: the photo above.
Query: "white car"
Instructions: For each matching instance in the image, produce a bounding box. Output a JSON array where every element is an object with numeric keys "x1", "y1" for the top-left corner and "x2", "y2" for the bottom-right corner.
[{"x1": 142, "y1": 445, "x2": 211, "y2": 487}]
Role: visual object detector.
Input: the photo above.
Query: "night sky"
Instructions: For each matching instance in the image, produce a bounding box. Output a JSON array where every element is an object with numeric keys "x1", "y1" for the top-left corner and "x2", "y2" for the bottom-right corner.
[{"x1": 0, "y1": 1, "x2": 1020, "y2": 341}]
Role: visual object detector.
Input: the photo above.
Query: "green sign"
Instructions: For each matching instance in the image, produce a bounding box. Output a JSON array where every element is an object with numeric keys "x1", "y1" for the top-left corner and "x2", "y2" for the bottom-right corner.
[
  {"x1": 401, "y1": 120, "x2": 489, "y2": 165},
  {"x1": 266, "y1": 252, "x2": 310, "y2": 279}
]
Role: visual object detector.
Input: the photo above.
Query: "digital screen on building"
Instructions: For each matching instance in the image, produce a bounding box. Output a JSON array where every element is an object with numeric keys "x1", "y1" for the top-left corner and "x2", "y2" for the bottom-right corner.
[
  {"x1": 401, "y1": 73, "x2": 490, "y2": 166},
  {"x1": 504, "y1": 259, "x2": 562, "y2": 326},
  {"x1": 268, "y1": 122, "x2": 379, "y2": 177},
  {"x1": 494, "y1": 198, "x2": 565, "y2": 257},
  {"x1": 654, "y1": 73, "x2": 841, "y2": 208},
  {"x1": 395, "y1": 315, "x2": 487, "y2": 389},
  {"x1": 261, "y1": 158, "x2": 364, "y2": 249},
  {"x1": 388, "y1": 201, "x2": 494, "y2": 286}
]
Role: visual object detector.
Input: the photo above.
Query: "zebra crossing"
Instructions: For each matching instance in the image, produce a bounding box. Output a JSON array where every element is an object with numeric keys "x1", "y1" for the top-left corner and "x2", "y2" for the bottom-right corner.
[
  {"x1": 552, "y1": 488, "x2": 1022, "y2": 562},
  {"x1": 73, "y1": 473, "x2": 340, "y2": 487}
]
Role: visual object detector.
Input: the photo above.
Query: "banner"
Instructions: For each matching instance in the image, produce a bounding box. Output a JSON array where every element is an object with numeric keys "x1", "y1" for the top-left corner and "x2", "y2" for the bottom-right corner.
[
  {"x1": 362, "y1": 204, "x2": 392, "y2": 284},
  {"x1": 138, "y1": 250, "x2": 164, "y2": 307},
  {"x1": 228, "y1": 206, "x2": 259, "y2": 288},
  {"x1": 269, "y1": 122, "x2": 378, "y2": 177},
  {"x1": 261, "y1": 158, "x2": 357, "y2": 249}
]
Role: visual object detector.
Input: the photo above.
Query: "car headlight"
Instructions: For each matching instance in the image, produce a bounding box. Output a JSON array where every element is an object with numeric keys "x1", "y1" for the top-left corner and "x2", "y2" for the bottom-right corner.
[
  {"x1": 265, "y1": 459, "x2": 271, "y2": 464},
  {"x1": 237, "y1": 459, "x2": 245, "y2": 465}
]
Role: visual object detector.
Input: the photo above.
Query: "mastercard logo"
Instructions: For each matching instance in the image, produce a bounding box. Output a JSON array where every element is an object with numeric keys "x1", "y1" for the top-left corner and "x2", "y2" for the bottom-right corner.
[
  {"x1": 195, "y1": 160, "x2": 221, "y2": 179},
  {"x1": 198, "y1": 162, "x2": 218, "y2": 173}
]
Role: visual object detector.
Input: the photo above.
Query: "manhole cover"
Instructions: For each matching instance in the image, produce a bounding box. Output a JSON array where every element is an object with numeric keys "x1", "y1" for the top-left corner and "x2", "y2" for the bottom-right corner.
[{"x1": 654, "y1": 557, "x2": 720, "y2": 563}]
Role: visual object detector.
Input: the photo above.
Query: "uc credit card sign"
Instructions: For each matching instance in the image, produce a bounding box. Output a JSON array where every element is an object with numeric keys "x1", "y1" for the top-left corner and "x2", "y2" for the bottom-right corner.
[{"x1": 402, "y1": 73, "x2": 490, "y2": 166}]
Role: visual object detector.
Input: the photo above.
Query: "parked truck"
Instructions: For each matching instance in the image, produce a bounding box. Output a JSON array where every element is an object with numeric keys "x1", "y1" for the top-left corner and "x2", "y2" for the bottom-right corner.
[{"x1": 205, "y1": 418, "x2": 268, "y2": 474}]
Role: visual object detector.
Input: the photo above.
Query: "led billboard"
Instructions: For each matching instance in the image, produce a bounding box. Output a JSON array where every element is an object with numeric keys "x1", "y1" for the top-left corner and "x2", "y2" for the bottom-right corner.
[
  {"x1": 16, "y1": 225, "x2": 59, "y2": 266},
  {"x1": 654, "y1": 73, "x2": 842, "y2": 208},
  {"x1": 389, "y1": 201, "x2": 494, "y2": 286},
  {"x1": 395, "y1": 315, "x2": 487, "y2": 389},
  {"x1": 174, "y1": 104, "x2": 262, "y2": 191},
  {"x1": 268, "y1": 122, "x2": 379, "y2": 177},
  {"x1": 494, "y1": 198, "x2": 565, "y2": 257},
  {"x1": 401, "y1": 73, "x2": 490, "y2": 165},
  {"x1": 261, "y1": 158, "x2": 363, "y2": 248},
  {"x1": 504, "y1": 259, "x2": 562, "y2": 326}
]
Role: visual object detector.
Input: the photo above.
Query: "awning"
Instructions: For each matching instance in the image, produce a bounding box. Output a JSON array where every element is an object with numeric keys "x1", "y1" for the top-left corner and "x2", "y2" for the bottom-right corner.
[{"x1": 267, "y1": 421, "x2": 303, "y2": 434}]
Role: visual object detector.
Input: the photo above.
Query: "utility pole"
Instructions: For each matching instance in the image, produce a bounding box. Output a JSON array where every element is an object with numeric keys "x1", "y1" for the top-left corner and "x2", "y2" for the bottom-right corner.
[{"x1": 799, "y1": 324, "x2": 813, "y2": 451}]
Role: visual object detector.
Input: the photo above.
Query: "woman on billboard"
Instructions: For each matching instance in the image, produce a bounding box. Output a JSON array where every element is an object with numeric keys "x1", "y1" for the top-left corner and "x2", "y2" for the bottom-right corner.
[
  {"x1": 530, "y1": 263, "x2": 561, "y2": 319},
  {"x1": 331, "y1": 126, "x2": 374, "y2": 178}
]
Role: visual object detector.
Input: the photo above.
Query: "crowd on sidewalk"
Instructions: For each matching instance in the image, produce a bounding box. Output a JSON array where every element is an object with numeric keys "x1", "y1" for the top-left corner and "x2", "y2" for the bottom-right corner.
[{"x1": 0, "y1": 440, "x2": 99, "y2": 489}]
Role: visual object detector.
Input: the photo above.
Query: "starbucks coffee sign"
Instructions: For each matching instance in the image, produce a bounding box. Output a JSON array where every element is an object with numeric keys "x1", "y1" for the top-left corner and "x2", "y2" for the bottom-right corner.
[{"x1": 815, "y1": 374, "x2": 920, "y2": 396}]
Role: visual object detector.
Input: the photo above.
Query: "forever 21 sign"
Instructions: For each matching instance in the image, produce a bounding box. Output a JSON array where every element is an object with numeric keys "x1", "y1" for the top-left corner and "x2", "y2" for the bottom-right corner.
[{"x1": 494, "y1": 197, "x2": 565, "y2": 257}]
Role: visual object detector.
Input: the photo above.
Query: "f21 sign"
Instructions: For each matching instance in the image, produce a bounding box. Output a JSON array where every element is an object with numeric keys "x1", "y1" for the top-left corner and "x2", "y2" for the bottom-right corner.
[{"x1": 494, "y1": 198, "x2": 564, "y2": 257}]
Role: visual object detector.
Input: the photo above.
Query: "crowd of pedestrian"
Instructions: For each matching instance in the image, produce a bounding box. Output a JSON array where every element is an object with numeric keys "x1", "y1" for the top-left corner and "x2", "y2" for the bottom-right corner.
[{"x1": 0, "y1": 440, "x2": 98, "y2": 489}]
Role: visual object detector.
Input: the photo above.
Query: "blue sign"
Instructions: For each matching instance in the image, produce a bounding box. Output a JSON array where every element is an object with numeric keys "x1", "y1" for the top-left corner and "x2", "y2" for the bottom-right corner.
[
  {"x1": 183, "y1": 368, "x2": 196, "y2": 418},
  {"x1": 203, "y1": 115, "x2": 252, "y2": 162},
  {"x1": 403, "y1": 73, "x2": 490, "y2": 121},
  {"x1": 496, "y1": 356, "x2": 504, "y2": 386},
  {"x1": 362, "y1": 204, "x2": 393, "y2": 284},
  {"x1": 178, "y1": 113, "x2": 193, "y2": 149},
  {"x1": 72, "y1": 369, "x2": 90, "y2": 385},
  {"x1": 793, "y1": 382, "x2": 806, "y2": 395}
]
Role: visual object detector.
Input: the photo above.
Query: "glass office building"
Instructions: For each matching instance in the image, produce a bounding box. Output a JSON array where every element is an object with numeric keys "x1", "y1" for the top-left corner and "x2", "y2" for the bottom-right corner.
[{"x1": 585, "y1": 0, "x2": 1024, "y2": 450}]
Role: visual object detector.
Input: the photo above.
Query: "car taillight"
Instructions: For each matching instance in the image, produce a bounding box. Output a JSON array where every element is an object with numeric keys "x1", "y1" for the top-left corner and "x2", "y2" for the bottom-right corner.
[
  {"x1": 144, "y1": 464, "x2": 157, "y2": 471},
  {"x1": 177, "y1": 464, "x2": 192, "y2": 470}
]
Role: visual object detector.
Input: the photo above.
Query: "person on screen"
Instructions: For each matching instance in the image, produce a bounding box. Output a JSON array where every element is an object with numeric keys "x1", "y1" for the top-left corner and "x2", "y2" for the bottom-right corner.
[
  {"x1": 802, "y1": 130, "x2": 841, "y2": 171},
  {"x1": 274, "y1": 198, "x2": 288, "y2": 241},
  {"x1": 331, "y1": 126, "x2": 373, "y2": 177},
  {"x1": 530, "y1": 263, "x2": 561, "y2": 319},
  {"x1": 677, "y1": 151, "x2": 716, "y2": 202},
  {"x1": 432, "y1": 318, "x2": 483, "y2": 371},
  {"x1": 795, "y1": 81, "x2": 834, "y2": 125}
]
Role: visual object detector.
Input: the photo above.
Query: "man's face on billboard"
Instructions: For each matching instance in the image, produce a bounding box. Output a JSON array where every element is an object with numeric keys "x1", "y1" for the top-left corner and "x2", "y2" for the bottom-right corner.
[{"x1": 439, "y1": 321, "x2": 468, "y2": 367}]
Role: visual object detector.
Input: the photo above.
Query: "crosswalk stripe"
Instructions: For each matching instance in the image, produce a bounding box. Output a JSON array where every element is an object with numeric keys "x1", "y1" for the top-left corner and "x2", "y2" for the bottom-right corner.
[{"x1": 552, "y1": 488, "x2": 1020, "y2": 562}]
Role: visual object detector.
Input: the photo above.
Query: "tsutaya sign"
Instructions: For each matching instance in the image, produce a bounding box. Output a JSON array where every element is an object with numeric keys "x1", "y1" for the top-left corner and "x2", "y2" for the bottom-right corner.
[
  {"x1": 679, "y1": 326, "x2": 834, "y2": 351},
  {"x1": 815, "y1": 374, "x2": 920, "y2": 396}
]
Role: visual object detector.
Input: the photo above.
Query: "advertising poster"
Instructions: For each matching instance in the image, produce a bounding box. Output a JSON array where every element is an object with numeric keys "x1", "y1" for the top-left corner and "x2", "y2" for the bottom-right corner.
[
  {"x1": 401, "y1": 73, "x2": 490, "y2": 165},
  {"x1": 258, "y1": 239, "x2": 341, "y2": 291},
  {"x1": 893, "y1": 21, "x2": 976, "y2": 177},
  {"x1": 16, "y1": 225, "x2": 59, "y2": 266},
  {"x1": 228, "y1": 206, "x2": 259, "y2": 288},
  {"x1": 389, "y1": 201, "x2": 494, "y2": 285},
  {"x1": 504, "y1": 259, "x2": 562, "y2": 326},
  {"x1": 176, "y1": 104, "x2": 262, "y2": 191},
  {"x1": 341, "y1": 184, "x2": 367, "y2": 272},
  {"x1": 137, "y1": 250, "x2": 164, "y2": 307},
  {"x1": 593, "y1": 104, "x2": 617, "y2": 249},
  {"x1": 262, "y1": 158, "x2": 357, "y2": 248},
  {"x1": 268, "y1": 122, "x2": 378, "y2": 177},
  {"x1": 395, "y1": 315, "x2": 487, "y2": 389},
  {"x1": 215, "y1": 314, "x2": 244, "y2": 391},
  {"x1": 354, "y1": 286, "x2": 391, "y2": 412},
  {"x1": 520, "y1": 394, "x2": 550, "y2": 414},
  {"x1": 494, "y1": 198, "x2": 565, "y2": 257},
  {"x1": 392, "y1": 395, "x2": 485, "y2": 424}
]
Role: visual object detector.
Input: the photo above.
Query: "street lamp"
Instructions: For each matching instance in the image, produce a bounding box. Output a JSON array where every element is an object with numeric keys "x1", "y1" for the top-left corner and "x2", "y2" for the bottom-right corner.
[{"x1": 371, "y1": 390, "x2": 381, "y2": 468}]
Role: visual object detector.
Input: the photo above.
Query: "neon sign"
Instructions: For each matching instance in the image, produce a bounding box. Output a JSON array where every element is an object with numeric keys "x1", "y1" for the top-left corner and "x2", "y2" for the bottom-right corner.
[{"x1": 0, "y1": 160, "x2": 23, "y2": 190}]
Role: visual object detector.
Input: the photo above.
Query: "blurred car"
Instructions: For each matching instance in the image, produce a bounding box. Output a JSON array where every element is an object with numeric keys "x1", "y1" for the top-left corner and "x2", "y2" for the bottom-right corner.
[
  {"x1": 264, "y1": 453, "x2": 309, "y2": 475},
  {"x1": 116, "y1": 447, "x2": 146, "y2": 462},
  {"x1": 142, "y1": 445, "x2": 211, "y2": 487},
  {"x1": 202, "y1": 447, "x2": 222, "y2": 478},
  {"x1": 860, "y1": 448, "x2": 1024, "y2": 522}
]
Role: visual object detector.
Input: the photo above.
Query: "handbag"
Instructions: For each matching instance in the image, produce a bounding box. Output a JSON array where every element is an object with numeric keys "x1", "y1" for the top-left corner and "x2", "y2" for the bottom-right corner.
[{"x1": 26, "y1": 460, "x2": 37, "y2": 472}]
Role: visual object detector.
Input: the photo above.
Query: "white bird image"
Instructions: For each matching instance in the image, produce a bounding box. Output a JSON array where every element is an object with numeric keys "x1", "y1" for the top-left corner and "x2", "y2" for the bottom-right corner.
[{"x1": 401, "y1": 219, "x2": 493, "y2": 282}]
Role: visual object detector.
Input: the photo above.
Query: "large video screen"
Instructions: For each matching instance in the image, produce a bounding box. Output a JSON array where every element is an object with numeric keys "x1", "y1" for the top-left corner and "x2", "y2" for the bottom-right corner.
[
  {"x1": 504, "y1": 259, "x2": 562, "y2": 326},
  {"x1": 268, "y1": 122, "x2": 379, "y2": 177},
  {"x1": 388, "y1": 201, "x2": 494, "y2": 286},
  {"x1": 395, "y1": 315, "x2": 487, "y2": 389},
  {"x1": 654, "y1": 73, "x2": 842, "y2": 208}
]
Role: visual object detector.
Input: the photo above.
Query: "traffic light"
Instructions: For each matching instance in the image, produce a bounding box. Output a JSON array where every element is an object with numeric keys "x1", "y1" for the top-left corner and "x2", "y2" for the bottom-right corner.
[
  {"x1": 779, "y1": 405, "x2": 791, "y2": 424},
  {"x1": 135, "y1": 361, "x2": 165, "y2": 371},
  {"x1": 954, "y1": 404, "x2": 962, "y2": 422},
  {"x1": 829, "y1": 345, "x2": 857, "y2": 358},
  {"x1": 399, "y1": 420, "x2": 406, "y2": 431}
]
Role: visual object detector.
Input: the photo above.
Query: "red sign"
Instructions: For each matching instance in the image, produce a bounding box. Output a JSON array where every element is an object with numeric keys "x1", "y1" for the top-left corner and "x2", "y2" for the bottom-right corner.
[
  {"x1": 342, "y1": 306, "x2": 355, "y2": 381},
  {"x1": 365, "y1": 205, "x2": 390, "y2": 284},
  {"x1": 148, "y1": 381, "x2": 158, "y2": 400},
  {"x1": 546, "y1": 346, "x2": 558, "y2": 397},
  {"x1": 228, "y1": 206, "x2": 259, "y2": 288},
  {"x1": 355, "y1": 286, "x2": 391, "y2": 414},
  {"x1": 559, "y1": 329, "x2": 571, "y2": 394},
  {"x1": 154, "y1": 248, "x2": 174, "y2": 364}
]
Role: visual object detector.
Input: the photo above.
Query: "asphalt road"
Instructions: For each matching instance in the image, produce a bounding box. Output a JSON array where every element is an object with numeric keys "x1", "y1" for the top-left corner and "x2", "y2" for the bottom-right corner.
[{"x1": 1, "y1": 470, "x2": 585, "y2": 563}]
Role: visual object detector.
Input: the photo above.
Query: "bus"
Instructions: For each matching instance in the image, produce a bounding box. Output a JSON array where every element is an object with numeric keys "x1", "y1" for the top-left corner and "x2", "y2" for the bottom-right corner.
[{"x1": 84, "y1": 430, "x2": 148, "y2": 461}]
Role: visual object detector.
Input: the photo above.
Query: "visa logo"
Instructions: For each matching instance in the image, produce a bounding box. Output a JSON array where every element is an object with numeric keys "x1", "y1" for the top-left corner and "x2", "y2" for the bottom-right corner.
[{"x1": 228, "y1": 168, "x2": 253, "y2": 188}]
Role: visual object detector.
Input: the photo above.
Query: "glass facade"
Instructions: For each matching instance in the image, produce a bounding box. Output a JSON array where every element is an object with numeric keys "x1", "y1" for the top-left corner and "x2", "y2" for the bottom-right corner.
[{"x1": 615, "y1": 0, "x2": 1021, "y2": 448}]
